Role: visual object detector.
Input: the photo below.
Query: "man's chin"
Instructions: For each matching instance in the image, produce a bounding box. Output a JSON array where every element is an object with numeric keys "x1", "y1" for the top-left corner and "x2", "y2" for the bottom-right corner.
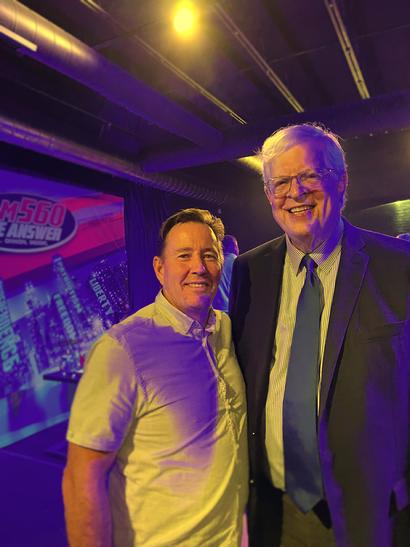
[
  {"x1": 287, "y1": 227, "x2": 317, "y2": 251},
  {"x1": 187, "y1": 297, "x2": 212, "y2": 313}
]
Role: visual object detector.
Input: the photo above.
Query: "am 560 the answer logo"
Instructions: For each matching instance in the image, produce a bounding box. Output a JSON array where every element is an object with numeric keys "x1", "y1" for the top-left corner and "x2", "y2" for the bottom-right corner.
[{"x1": 0, "y1": 194, "x2": 77, "y2": 253}]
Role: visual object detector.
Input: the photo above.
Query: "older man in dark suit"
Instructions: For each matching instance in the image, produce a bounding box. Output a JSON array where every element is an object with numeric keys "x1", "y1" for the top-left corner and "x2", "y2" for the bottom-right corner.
[{"x1": 230, "y1": 123, "x2": 410, "y2": 546}]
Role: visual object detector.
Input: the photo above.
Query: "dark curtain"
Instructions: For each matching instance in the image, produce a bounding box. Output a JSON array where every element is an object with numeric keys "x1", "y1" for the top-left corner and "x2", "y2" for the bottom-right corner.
[{"x1": 125, "y1": 185, "x2": 168, "y2": 312}]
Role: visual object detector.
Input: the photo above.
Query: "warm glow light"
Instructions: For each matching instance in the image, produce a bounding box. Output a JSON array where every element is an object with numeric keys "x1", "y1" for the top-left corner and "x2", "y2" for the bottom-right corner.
[
  {"x1": 173, "y1": 3, "x2": 197, "y2": 36},
  {"x1": 238, "y1": 155, "x2": 263, "y2": 174},
  {"x1": 0, "y1": 24, "x2": 38, "y2": 52}
]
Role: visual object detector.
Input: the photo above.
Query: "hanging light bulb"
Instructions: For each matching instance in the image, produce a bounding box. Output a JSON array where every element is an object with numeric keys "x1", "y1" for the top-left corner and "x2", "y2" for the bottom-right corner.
[{"x1": 173, "y1": 2, "x2": 197, "y2": 36}]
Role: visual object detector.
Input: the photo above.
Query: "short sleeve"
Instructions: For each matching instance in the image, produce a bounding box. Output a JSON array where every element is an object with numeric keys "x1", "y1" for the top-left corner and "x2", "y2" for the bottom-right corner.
[{"x1": 67, "y1": 334, "x2": 138, "y2": 452}]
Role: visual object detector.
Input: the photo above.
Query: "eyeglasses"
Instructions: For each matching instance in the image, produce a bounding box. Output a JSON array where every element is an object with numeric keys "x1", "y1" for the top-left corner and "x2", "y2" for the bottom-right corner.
[{"x1": 264, "y1": 168, "x2": 337, "y2": 198}]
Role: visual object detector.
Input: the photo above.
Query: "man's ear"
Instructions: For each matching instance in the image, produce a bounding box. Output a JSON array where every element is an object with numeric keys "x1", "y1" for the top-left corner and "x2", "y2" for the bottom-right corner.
[
  {"x1": 153, "y1": 256, "x2": 164, "y2": 285},
  {"x1": 338, "y1": 172, "x2": 348, "y2": 208},
  {"x1": 338, "y1": 172, "x2": 348, "y2": 193}
]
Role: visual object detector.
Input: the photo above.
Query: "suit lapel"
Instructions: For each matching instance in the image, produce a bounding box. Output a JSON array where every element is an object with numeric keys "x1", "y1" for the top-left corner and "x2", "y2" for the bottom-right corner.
[
  {"x1": 260, "y1": 237, "x2": 286, "y2": 340},
  {"x1": 252, "y1": 237, "x2": 286, "y2": 427},
  {"x1": 319, "y1": 222, "x2": 369, "y2": 418}
]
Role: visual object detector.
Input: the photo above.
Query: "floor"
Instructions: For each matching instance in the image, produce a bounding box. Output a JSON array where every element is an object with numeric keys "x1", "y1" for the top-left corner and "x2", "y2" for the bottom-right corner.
[{"x1": 0, "y1": 421, "x2": 69, "y2": 547}]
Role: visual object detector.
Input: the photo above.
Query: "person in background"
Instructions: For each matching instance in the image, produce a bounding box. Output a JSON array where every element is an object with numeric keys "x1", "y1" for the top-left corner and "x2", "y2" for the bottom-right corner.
[
  {"x1": 229, "y1": 123, "x2": 410, "y2": 546},
  {"x1": 213, "y1": 234, "x2": 239, "y2": 312},
  {"x1": 63, "y1": 208, "x2": 248, "y2": 547}
]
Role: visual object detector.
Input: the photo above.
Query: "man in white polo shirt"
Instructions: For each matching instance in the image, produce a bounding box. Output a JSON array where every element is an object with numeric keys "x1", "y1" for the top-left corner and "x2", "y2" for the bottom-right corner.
[{"x1": 62, "y1": 208, "x2": 248, "y2": 547}]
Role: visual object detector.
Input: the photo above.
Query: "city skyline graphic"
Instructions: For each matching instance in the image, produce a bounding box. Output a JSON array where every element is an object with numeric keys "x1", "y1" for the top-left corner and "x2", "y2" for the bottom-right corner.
[{"x1": 0, "y1": 176, "x2": 129, "y2": 446}]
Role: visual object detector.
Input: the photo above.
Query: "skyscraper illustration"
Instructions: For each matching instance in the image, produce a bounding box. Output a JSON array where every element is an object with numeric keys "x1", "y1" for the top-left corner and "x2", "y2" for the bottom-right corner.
[{"x1": 0, "y1": 279, "x2": 28, "y2": 396}]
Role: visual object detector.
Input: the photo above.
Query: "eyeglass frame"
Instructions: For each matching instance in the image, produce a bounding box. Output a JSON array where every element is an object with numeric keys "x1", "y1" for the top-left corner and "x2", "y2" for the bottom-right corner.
[{"x1": 264, "y1": 167, "x2": 340, "y2": 198}]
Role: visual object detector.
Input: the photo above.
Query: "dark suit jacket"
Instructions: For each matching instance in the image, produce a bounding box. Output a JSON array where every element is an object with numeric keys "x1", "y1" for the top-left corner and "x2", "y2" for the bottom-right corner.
[{"x1": 230, "y1": 220, "x2": 410, "y2": 547}]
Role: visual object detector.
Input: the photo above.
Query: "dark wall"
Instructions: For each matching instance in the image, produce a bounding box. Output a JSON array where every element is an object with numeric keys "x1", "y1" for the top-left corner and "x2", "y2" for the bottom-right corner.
[
  {"x1": 343, "y1": 128, "x2": 410, "y2": 211},
  {"x1": 345, "y1": 199, "x2": 410, "y2": 236},
  {"x1": 219, "y1": 186, "x2": 280, "y2": 253}
]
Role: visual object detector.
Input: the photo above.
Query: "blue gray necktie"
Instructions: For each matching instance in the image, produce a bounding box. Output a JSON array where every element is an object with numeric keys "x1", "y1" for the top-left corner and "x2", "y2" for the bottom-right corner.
[{"x1": 283, "y1": 255, "x2": 323, "y2": 512}]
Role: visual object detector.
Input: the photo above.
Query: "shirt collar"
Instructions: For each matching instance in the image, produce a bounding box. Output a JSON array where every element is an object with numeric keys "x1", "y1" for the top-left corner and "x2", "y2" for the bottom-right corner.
[
  {"x1": 286, "y1": 219, "x2": 344, "y2": 275},
  {"x1": 155, "y1": 290, "x2": 217, "y2": 337}
]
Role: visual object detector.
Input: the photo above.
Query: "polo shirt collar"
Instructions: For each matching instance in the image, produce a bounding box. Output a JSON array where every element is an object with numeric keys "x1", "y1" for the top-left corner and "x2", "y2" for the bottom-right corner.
[{"x1": 155, "y1": 290, "x2": 217, "y2": 336}]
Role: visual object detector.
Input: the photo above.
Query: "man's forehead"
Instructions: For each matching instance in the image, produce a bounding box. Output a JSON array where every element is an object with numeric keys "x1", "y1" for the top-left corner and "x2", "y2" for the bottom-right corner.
[
  {"x1": 270, "y1": 142, "x2": 329, "y2": 171},
  {"x1": 164, "y1": 222, "x2": 220, "y2": 250}
]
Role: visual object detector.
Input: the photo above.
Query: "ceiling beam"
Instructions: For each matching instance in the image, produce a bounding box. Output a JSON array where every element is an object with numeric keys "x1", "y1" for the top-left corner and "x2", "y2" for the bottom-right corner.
[
  {"x1": 214, "y1": 4, "x2": 304, "y2": 113},
  {"x1": 0, "y1": 0, "x2": 221, "y2": 148},
  {"x1": 140, "y1": 90, "x2": 410, "y2": 171},
  {"x1": 324, "y1": 0, "x2": 370, "y2": 100},
  {"x1": 0, "y1": 113, "x2": 227, "y2": 204}
]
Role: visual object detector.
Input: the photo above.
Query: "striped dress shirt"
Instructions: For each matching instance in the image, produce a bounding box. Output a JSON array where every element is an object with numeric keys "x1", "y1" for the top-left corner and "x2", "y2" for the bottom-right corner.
[{"x1": 265, "y1": 224, "x2": 343, "y2": 490}]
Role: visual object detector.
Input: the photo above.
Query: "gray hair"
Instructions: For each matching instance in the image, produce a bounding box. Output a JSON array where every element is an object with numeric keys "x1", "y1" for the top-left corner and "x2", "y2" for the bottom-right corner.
[{"x1": 257, "y1": 123, "x2": 347, "y2": 184}]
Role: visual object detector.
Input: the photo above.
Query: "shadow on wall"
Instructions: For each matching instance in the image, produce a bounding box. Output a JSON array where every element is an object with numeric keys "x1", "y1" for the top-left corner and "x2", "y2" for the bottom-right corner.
[{"x1": 219, "y1": 180, "x2": 282, "y2": 253}]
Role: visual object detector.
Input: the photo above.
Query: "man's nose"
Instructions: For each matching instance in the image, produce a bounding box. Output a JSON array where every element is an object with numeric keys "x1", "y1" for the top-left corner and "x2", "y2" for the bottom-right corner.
[
  {"x1": 191, "y1": 256, "x2": 207, "y2": 273},
  {"x1": 286, "y1": 176, "x2": 307, "y2": 198}
]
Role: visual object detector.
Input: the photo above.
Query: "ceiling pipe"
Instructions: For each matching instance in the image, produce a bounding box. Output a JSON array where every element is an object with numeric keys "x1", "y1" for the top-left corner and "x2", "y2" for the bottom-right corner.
[
  {"x1": 0, "y1": 0, "x2": 221, "y2": 148},
  {"x1": 0, "y1": 113, "x2": 227, "y2": 205},
  {"x1": 141, "y1": 90, "x2": 410, "y2": 172},
  {"x1": 213, "y1": 4, "x2": 304, "y2": 113},
  {"x1": 324, "y1": 0, "x2": 370, "y2": 100}
]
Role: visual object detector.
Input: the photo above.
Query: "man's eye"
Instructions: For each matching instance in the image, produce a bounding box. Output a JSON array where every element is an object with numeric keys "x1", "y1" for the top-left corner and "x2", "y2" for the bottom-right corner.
[
  {"x1": 178, "y1": 254, "x2": 190, "y2": 259},
  {"x1": 300, "y1": 171, "x2": 319, "y2": 182},
  {"x1": 204, "y1": 253, "x2": 217, "y2": 260},
  {"x1": 274, "y1": 177, "x2": 290, "y2": 187}
]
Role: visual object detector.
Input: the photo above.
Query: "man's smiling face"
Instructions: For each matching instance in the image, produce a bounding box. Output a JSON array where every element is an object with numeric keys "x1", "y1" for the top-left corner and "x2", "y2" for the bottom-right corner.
[
  {"x1": 153, "y1": 221, "x2": 222, "y2": 325},
  {"x1": 265, "y1": 142, "x2": 347, "y2": 252}
]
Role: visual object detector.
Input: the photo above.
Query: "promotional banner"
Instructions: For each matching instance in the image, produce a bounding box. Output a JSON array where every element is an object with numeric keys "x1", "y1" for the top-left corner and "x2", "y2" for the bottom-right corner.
[{"x1": 0, "y1": 172, "x2": 129, "y2": 446}]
